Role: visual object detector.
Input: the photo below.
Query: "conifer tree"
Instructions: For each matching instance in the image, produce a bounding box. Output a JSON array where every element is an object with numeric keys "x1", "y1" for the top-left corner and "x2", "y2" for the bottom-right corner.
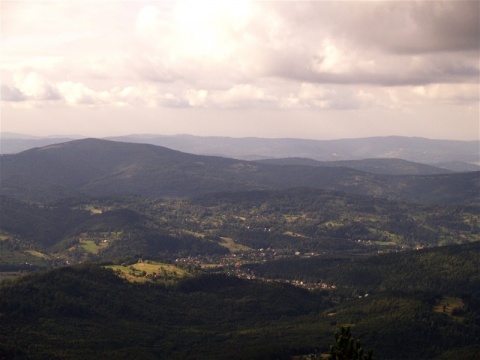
[{"x1": 329, "y1": 325, "x2": 373, "y2": 360}]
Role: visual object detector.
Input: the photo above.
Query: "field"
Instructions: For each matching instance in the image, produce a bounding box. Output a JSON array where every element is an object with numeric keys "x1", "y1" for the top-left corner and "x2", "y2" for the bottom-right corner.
[
  {"x1": 433, "y1": 296, "x2": 466, "y2": 322},
  {"x1": 105, "y1": 260, "x2": 192, "y2": 284},
  {"x1": 69, "y1": 232, "x2": 123, "y2": 257},
  {"x1": 0, "y1": 240, "x2": 49, "y2": 266},
  {"x1": 25, "y1": 249, "x2": 50, "y2": 260},
  {"x1": 218, "y1": 237, "x2": 251, "y2": 252},
  {"x1": 78, "y1": 239, "x2": 109, "y2": 254}
]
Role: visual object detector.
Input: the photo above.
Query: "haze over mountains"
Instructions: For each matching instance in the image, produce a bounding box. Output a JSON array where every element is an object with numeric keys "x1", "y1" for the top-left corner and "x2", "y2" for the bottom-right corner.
[
  {"x1": 107, "y1": 134, "x2": 480, "y2": 165},
  {"x1": 1, "y1": 133, "x2": 479, "y2": 172},
  {"x1": 1, "y1": 138, "x2": 478, "y2": 205},
  {"x1": 256, "y1": 158, "x2": 455, "y2": 176}
]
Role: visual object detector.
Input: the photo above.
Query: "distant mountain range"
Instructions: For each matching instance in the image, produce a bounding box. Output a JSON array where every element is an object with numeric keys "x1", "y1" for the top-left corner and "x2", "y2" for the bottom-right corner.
[
  {"x1": 1, "y1": 138, "x2": 478, "y2": 205},
  {"x1": 1, "y1": 133, "x2": 478, "y2": 172},
  {"x1": 255, "y1": 157, "x2": 454, "y2": 176},
  {"x1": 106, "y1": 134, "x2": 480, "y2": 166}
]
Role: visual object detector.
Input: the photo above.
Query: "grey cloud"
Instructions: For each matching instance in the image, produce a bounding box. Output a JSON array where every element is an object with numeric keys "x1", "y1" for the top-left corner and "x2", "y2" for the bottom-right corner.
[
  {"x1": 254, "y1": 48, "x2": 478, "y2": 87},
  {"x1": 226, "y1": 2, "x2": 479, "y2": 87},
  {"x1": 129, "y1": 55, "x2": 180, "y2": 83},
  {"x1": 390, "y1": 1, "x2": 479, "y2": 54},
  {"x1": 267, "y1": 2, "x2": 479, "y2": 58},
  {"x1": 1, "y1": 83, "x2": 60, "y2": 102},
  {"x1": 1, "y1": 85, "x2": 27, "y2": 101},
  {"x1": 332, "y1": 1, "x2": 479, "y2": 55}
]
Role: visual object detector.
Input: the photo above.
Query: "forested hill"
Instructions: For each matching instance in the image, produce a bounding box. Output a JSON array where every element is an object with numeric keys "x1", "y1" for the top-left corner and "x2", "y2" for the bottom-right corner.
[
  {"x1": 2, "y1": 187, "x2": 478, "y2": 258},
  {"x1": 244, "y1": 241, "x2": 480, "y2": 296},
  {"x1": 1, "y1": 138, "x2": 478, "y2": 205},
  {"x1": 105, "y1": 134, "x2": 480, "y2": 164},
  {"x1": 256, "y1": 157, "x2": 454, "y2": 175},
  {"x1": 1, "y1": 242, "x2": 479, "y2": 359},
  {"x1": 3, "y1": 134, "x2": 479, "y2": 169}
]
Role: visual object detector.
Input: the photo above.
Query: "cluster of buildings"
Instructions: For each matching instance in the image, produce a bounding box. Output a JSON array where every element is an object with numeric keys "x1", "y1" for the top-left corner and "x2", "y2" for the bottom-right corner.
[{"x1": 175, "y1": 248, "x2": 337, "y2": 292}]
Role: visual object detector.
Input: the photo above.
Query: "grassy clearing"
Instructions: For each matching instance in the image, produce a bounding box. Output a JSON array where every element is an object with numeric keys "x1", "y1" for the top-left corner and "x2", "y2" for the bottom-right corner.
[
  {"x1": 0, "y1": 243, "x2": 46, "y2": 265},
  {"x1": 25, "y1": 250, "x2": 50, "y2": 260},
  {"x1": 467, "y1": 234, "x2": 480, "y2": 241},
  {"x1": 75, "y1": 232, "x2": 122, "y2": 254},
  {"x1": 106, "y1": 260, "x2": 191, "y2": 284},
  {"x1": 78, "y1": 239, "x2": 110, "y2": 254},
  {"x1": 433, "y1": 296, "x2": 465, "y2": 321},
  {"x1": 283, "y1": 231, "x2": 308, "y2": 238},
  {"x1": 85, "y1": 205, "x2": 103, "y2": 214},
  {"x1": 284, "y1": 215, "x2": 300, "y2": 222},
  {"x1": 321, "y1": 221, "x2": 343, "y2": 228},
  {"x1": 218, "y1": 237, "x2": 251, "y2": 252},
  {"x1": 369, "y1": 228, "x2": 402, "y2": 243},
  {"x1": 233, "y1": 215, "x2": 246, "y2": 221},
  {"x1": 283, "y1": 213, "x2": 316, "y2": 222}
]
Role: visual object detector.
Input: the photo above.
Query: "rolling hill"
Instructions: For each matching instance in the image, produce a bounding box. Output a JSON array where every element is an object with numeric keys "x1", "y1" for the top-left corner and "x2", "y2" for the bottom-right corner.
[
  {"x1": 106, "y1": 134, "x2": 480, "y2": 164},
  {"x1": 1, "y1": 138, "x2": 479, "y2": 360},
  {"x1": 2, "y1": 133, "x2": 479, "y2": 169},
  {"x1": 1, "y1": 243, "x2": 479, "y2": 359},
  {"x1": 1, "y1": 138, "x2": 478, "y2": 205},
  {"x1": 256, "y1": 157, "x2": 453, "y2": 175}
]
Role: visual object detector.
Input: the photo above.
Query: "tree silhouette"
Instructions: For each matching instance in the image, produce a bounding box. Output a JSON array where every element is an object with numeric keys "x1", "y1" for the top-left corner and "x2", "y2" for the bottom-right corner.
[{"x1": 329, "y1": 325, "x2": 373, "y2": 360}]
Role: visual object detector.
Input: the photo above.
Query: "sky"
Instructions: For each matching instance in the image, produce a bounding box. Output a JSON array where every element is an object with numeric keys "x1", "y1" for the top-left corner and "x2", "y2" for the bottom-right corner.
[{"x1": 1, "y1": 0, "x2": 479, "y2": 140}]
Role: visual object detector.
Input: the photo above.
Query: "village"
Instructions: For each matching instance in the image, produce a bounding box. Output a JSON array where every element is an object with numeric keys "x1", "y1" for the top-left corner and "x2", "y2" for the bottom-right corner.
[{"x1": 174, "y1": 247, "x2": 338, "y2": 292}]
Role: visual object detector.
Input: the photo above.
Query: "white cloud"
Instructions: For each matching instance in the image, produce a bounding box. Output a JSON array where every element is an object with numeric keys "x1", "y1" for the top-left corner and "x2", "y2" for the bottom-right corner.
[
  {"x1": 13, "y1": 71, "x2": 61, "y2": 101},
  {"x1": 210, "y1": 84, "x2": 276, "y2": 108},
  {"x1": 57, "y1": 82, "x2": 109, "y2": 105},
  {"x1": 412, "y1": 83, "x2": 479, "y2": 104},
  {"x1": 1, "y1": 0, "x2": 478, "y2": 140}
]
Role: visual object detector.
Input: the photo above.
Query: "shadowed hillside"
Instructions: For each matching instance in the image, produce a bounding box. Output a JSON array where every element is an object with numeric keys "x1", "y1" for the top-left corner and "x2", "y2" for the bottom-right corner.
[
  {"x1": 1, "y1": 138, "x2": 478, "y2": 205},
  {"x1": 3, "y1": 134, "x2": 478, "y2": 167},
  {"x1": 256, "y1": 157, "x2": 454, "y2": 175},
  {"x1": 1, "y1": 244, "x2": 479, "y2": 359},
  {"x1": 106, "y1": 134, "x2": 480, "y2": 164}
]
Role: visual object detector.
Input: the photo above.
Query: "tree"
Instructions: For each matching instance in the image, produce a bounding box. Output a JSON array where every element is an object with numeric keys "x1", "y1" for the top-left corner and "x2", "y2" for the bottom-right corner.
[{"x1": 329, "y1": 325, "x2": 373, "y2": 360}]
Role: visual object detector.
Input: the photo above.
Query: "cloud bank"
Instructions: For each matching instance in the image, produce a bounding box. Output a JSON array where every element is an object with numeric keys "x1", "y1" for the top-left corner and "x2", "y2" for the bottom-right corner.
[{"x1": 1, "y1": 0, "x2": 478, "y2": 139}]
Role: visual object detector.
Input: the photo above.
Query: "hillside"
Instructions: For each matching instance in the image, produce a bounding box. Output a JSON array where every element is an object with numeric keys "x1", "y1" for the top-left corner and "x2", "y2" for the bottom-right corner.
[
  {"x1": 1, "y1": 138, "x2": 478, "y2": 205},
  {"x1": 2, "y1": 134, "x2": 478, "y2": 167},
  {"x1": 187, "y1": 188, "x2": 480, "y2": 250},
  {"x1": 1, "y1": 243, "x2": 479, "y2": 359},
  {"x1": 2, "y1": 188, "x2": 478, "y2": 270},
  {"x1": 256, "y1": 157, "x2": 453, "y2": 175},
  {"x1": 244, "y1": 241, "x2": 480, "y2": 296},
  {"x1": 106, "y1": 134, "x2": 480, "y2": 164},
  {"x1": 0, "y1": 196, "x2": 228, "y2": 265},
  {"x1": 1, "y1": 138, "x2": 480, "y2": 360},
  {"x1": 433, "y1": 161, "x2": 480, "y2": 172},
  {"x1": 0, "y1": 266, "x2": 326, "y2": 360}
]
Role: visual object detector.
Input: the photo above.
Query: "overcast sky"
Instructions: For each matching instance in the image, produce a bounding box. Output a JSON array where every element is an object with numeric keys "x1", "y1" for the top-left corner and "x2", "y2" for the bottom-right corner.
[{"x1": 1, "y1": 0, "x2": 479, "y2": 140}]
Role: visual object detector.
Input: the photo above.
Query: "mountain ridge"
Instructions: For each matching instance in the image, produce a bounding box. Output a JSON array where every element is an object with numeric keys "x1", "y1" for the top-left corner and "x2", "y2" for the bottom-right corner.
[
  {"x1": 2, "y1": 133, "x2": 478, "y2": 170},
  {"x1": 106, "y1": 134, "x2": 480, "y2": 164},
  {"x1": 256, "y1": 157, "x2": 454, "y2": 175},
  {"x1": 1, "y1": 138, "x2": 478, "y2": 205}
]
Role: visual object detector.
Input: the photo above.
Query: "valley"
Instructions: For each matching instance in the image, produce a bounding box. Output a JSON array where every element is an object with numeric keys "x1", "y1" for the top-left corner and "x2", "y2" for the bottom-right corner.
[
  {"x1": 1, "y1": 138, "x2": 479, "y2": 359},
  {"x1": 3, "y1": 0, "x2": 479, "y2": 357}
]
